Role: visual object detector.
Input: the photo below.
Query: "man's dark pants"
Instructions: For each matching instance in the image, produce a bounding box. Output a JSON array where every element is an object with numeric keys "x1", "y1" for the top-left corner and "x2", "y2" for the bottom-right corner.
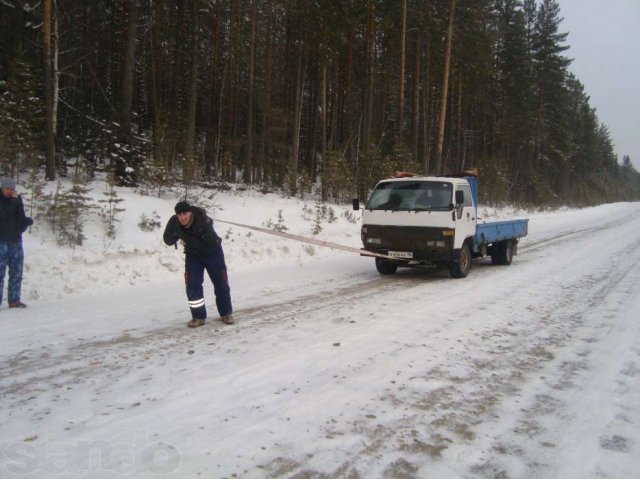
[{"x1": 184, "y1": 246, "x2": 232, "y2": 320}]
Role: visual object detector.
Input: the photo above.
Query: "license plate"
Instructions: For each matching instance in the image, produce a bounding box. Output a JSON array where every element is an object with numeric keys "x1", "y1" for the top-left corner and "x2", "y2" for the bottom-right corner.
[{"x1": 388, "y1": 250, "x2": 413, "y2": 259}]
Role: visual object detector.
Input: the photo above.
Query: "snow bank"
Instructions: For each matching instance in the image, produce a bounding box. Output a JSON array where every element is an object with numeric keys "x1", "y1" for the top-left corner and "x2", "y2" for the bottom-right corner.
[{"x1": 21, "y1": 180, "x2": 362, "y2": 301}]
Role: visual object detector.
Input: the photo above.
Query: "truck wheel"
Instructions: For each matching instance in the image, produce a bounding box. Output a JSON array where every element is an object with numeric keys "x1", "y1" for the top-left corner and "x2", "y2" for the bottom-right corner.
[
  {"x1": 493, "y1": 240, "x2": 513, "y2": 265},
  {"x1": 449, "y1": 242, "x2": 471, "y2": 278},
  {"x1": 375, "y1": 257, "x2": 398, "y2": 275}
]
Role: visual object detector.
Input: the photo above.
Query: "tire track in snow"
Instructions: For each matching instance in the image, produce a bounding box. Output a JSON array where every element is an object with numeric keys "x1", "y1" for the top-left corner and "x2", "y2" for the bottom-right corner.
[{"x1": 0, "y1": 272, "x2": 444, "y2": 414}]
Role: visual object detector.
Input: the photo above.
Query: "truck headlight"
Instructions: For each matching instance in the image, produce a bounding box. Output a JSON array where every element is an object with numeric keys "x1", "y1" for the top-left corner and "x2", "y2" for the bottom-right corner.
[
  {"x1": 367, "y1": 237, "x2": 382, "y2": 245},
  {"x1": 442, "y1": 229, "x2": 455, "y2": 237}
]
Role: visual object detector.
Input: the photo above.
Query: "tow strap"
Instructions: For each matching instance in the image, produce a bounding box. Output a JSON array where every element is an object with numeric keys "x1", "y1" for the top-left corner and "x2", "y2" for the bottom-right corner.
[{"x1": 215, "y1": 218, "x2": 404, "y2": 261}]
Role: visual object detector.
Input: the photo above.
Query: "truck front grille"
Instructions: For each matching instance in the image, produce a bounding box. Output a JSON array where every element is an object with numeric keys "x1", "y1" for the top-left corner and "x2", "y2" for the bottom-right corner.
[{"x1": 363, "y1": 225, "x2": 453, "y2": 251}]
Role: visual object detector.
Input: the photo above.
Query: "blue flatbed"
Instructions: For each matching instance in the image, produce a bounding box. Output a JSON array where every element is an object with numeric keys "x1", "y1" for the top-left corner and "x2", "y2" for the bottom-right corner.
[{"x1": 474, "y1": 219, "x2": 529, "y2": 248}]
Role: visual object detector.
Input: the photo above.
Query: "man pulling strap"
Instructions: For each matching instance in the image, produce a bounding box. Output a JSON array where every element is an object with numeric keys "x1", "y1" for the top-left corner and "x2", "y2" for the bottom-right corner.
[{"x1": 163, "y1": 201, "x2": 234, "y2": 328}]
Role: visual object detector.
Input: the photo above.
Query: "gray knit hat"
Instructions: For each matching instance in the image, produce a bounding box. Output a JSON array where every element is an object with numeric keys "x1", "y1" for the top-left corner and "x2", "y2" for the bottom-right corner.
[{"x1": 1, "y1": 177, "x2": 16, "y2": 190}]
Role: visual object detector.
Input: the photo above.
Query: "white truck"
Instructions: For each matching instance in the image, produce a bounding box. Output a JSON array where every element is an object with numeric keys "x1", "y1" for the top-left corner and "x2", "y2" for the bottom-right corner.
[{"x1": 353, "y1": 172, "x2": 529, "y2": 278}]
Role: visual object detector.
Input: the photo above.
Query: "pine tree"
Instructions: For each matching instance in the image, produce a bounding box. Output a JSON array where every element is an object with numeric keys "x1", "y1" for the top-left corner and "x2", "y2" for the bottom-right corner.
[
  {"x1": 531, "y1": 0, "x2": 571, "y2": 200},
  {"x1": 99, "y1": 174, "x2": 125, "y2": 244},
  {"x1": 0, "y1": 54, "x2": 44, "y2": 176},
  {"x1": 50, "y1": 175, "x2": 96, "y2": 247},
  {"x1": 493, "y1": 0, "x2": 537, "y2": 200},
  {"x1": 23, "y1": 168, "x2": 50, "y2": 224}
]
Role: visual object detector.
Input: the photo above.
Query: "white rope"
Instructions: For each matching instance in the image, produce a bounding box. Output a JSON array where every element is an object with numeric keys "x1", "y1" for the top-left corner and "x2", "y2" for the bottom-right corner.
[{"x1": 215, "y1": 219, "x2": 406, "y2": 262}]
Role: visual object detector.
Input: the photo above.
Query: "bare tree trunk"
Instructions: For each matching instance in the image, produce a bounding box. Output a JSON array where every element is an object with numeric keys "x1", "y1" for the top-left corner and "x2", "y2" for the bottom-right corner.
[
  {"x1": 329, "y1": 66, "x2": 339, "y2": 150},
  {"x1": 167, "y1": 0, "x2": 185, "y2": 173},
  {"x1": 344, "y1": 29, "x2": 354, "y2": 152},
  {"x1": 109, "y1": 0, "x2": 139, "y2": 185},
  {"x1": 204, "y1": 0, "x2": 223, "y2": 176},
  {"x1": 43, "y1": 0, "x2": 56, "y2": 180},
  {"x1": 259, "y1": 5, "x2": 274, "y2": 186},
  {"x1": 397, "y1": 0, "x2": 407, "y2": 148},
  {"x1": 422, "y1": 30, "x2": 431, "y2": 174},
  {"x1": 185, "y1": 0, "x2": 199, "y2": 182},
  {"x1": 150, "y1": 0, "x2": 163, "y2": 167},
  {"x1": 435, "y1": 0, "x2": 456, "y2": 173},
  {"x1": 216, "y1": 65, "x2": 227, "y2": 179},
  {"x1": 411, "y1": 36, "x2": 421, "y2": 161},
  {"x1": 52, "y1": 0, "x2": 59, "y2": 167},
  {"x1": 320, "y1": 63, "x2": 328, "y2": 201},
  {"x1": 228, "y1": 0, "x2": 241, "y2": 170},
  {"x1": 288, "y1": 42, "x2": 304, "y2": 194},
  {"x1": 363, "y1": 0, "x2": 375, "y2": 152},
  {"x1": 456, "y1": 68, "x2": 462, "y2": 170},
  {"x1": 244, "y1": 0, "x2": 257, "y2": 184},
  {"x1": 122, "y1": 0, "x2": 137, "y2": 136}
]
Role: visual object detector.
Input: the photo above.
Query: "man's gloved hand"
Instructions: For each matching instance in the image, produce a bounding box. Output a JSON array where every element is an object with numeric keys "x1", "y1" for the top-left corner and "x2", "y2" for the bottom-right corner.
[{"x1": 163, "y1": 216, "x2": 181, "y2": 247}]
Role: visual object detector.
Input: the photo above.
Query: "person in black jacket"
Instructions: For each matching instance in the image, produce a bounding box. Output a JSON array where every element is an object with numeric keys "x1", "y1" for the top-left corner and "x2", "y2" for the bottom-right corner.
[
  {"x1": 163, "y1": 201, "x2": 233, "y2": 327},
  {"x1": 0, "y1": 177, "x2": 33, "y2": 309}
]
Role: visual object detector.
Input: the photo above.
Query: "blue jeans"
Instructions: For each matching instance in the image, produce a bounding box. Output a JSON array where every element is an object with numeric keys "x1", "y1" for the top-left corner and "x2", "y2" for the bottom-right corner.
[
  {"x1": 0, "y1": 241, "x2": 24, "y2": 305},
  {"x1": 185, "y1": 247, "x2": 232, "y2": 320}
]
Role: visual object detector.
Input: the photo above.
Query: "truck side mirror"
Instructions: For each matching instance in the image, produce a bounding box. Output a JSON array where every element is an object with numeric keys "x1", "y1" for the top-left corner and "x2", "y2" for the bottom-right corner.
[
  {"x1": 455, "y1": 190, "x2": 464, "y2": 205},
  {"x1": 352, "y1": 198, "x2": 360, "y2": 211}
]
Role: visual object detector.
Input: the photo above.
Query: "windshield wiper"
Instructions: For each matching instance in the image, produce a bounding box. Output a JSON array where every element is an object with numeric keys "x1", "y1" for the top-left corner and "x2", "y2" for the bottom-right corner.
[{"x1": 412, "y1": 206, "x2": 450, "y2": 212}]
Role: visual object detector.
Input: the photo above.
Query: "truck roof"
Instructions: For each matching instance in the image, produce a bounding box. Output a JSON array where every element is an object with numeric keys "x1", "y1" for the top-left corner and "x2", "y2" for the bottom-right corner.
[{"x1": 377, "y1": 175, "x2": 470, "y2": 186}]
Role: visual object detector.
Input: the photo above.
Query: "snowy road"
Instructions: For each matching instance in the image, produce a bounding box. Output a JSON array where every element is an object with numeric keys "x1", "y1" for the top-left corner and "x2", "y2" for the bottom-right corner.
[{"x1": 1, "y1": 203, "x2": 640, "y2": 477}]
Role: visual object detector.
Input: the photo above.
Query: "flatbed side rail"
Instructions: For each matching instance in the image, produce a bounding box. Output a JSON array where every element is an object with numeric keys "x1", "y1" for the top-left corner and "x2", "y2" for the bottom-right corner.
[{"x1": 474, "y1": 219, "x2": 529, "y2": 246}]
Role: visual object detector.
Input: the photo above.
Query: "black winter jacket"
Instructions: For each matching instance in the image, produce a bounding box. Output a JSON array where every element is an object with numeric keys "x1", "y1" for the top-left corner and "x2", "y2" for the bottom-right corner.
[
  {"x1": 163, "y1": 206, "x2": 221, "y2": 257},
  {"x1": 0, "y1": 194, "x2": 33, "y2": 243}
]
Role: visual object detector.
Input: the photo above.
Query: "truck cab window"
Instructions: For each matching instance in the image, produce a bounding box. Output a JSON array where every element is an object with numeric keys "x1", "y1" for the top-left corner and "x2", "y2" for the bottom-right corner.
[
  {"x1": 366, "y1": 181, "x2": 453, "y2": 211},
  {"x1": 456, "y1": 185, "x2": 473, "y2": 207}
]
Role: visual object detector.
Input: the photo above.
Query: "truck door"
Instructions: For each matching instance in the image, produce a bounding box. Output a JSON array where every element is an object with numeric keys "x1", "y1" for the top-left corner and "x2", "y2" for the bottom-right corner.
[{"x1": 455, "y1": 184, "x2": 476, "y2": 249}]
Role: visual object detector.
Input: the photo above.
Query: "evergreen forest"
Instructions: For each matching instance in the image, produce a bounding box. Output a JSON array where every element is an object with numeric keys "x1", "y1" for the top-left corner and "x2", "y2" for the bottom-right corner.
[{"x1": 1, "y1": 0, "x2": 639, "y2": 206}]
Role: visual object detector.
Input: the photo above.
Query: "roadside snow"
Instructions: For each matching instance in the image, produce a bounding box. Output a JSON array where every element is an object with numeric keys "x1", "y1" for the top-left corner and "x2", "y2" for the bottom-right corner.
[
  {"x1": 22, "y1": 184, "x2": 364, "y2": 302},
  {"x1": 1, "y1": 180, "x2": 639, "y2": 478}
]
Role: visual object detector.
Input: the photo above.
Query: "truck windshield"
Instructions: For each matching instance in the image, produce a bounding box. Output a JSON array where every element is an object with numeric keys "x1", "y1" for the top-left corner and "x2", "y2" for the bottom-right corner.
[{"x1": 366, "y1": 181, "x2": 453, "y2": 211}]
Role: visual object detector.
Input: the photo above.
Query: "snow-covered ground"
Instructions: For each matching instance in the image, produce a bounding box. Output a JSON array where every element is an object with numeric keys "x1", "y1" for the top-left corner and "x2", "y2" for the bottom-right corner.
[{"x1": 1, "y1": 180, "x2": 639, "y2": 478}]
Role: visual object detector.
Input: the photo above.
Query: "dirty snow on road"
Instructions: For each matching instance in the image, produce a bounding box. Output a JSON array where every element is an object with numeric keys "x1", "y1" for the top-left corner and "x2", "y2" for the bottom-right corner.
[{"x1": 1, "y1": 187, "x2": 639, "y2": 478}]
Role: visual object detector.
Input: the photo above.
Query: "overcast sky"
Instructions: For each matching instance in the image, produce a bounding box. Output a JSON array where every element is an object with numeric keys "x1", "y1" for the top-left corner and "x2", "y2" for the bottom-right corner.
[{"x1": 557, "y1": 0, "x2": 640, "y2": 164}]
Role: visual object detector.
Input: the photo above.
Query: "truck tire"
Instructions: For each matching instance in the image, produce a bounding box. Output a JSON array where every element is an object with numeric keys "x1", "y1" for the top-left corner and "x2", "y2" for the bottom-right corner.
[
  {"x1": 492, "y1": 240, "x2": 513, "y2": 265},
  {"x1": 449, "y1": 242, "x2": 471, "y2": 278},
  {"x1": 375, "y1": 257, "x2": 398, "y2": 275}
]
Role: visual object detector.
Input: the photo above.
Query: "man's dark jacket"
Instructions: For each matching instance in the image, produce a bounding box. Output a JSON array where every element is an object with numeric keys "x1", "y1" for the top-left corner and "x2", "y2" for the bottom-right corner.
[
  {"x1": 0, "y1": 194, "x2": 33, "y2": 243},
  {"x1": 163, "y1": 206, "x2": 221, "y2": 257}
]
